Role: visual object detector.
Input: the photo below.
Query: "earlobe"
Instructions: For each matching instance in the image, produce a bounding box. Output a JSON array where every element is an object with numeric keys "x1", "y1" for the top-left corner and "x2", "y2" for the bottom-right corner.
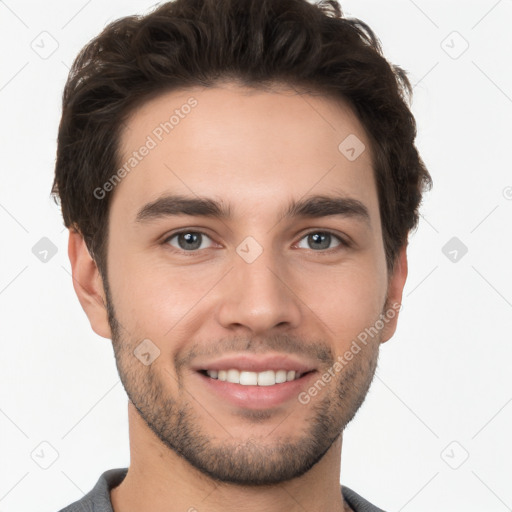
[
  {"x1": 380, "y1": 245, "x2": 408, "y2": 343},
  {"x1": 68, "y1": 229, "x2": 112, "y2": 339}
]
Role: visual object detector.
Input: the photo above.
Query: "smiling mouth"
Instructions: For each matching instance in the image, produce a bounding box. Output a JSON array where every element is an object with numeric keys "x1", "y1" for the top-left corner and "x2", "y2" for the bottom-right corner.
[{"x1": 199, "y1": 369, "x2": 314, "y2": 386}]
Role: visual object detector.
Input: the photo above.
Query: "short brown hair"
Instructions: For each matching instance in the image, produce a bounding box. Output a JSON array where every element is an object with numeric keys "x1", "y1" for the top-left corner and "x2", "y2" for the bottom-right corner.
[{"x1": 52, "y1": 0, "x2": 432, "y2": 277}]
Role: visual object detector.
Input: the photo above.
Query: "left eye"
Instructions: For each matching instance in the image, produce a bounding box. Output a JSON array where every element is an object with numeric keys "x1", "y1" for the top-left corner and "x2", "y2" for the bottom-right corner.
[
  {"x1": 296, "y1": 231, "x2": 344, "y2": 251},
  {"x1": 165, "y1": 231, "x2": 214, "y2": 251}
]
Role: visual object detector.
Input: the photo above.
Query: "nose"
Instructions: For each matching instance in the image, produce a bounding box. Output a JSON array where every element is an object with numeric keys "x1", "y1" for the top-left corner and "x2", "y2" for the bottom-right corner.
[{"x1": 215, "y1": 246, "x2": 302, "y2": 335}]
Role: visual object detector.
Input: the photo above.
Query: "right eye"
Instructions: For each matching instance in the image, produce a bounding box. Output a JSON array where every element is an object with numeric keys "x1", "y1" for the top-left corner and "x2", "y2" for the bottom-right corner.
[{"x1": 164, "y1": 231, "x2": 215, "y2": 252}]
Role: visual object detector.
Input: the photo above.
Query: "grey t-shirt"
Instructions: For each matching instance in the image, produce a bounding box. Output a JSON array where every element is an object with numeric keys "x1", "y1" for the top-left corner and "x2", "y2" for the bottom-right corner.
[{"x1": 57, "y1": 467, "x2": 386, "y2": 512}]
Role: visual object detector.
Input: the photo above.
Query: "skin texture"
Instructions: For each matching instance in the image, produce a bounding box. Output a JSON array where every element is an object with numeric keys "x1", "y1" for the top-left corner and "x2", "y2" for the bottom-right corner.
[{"x1": 69, "y1": 84, "x2": 408, "y2": 512}]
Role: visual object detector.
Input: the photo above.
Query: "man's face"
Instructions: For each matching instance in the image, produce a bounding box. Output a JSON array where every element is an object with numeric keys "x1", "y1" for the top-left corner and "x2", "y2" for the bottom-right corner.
[{"x1": 101, "y1": 84, "x2": 403, "y2": 485}]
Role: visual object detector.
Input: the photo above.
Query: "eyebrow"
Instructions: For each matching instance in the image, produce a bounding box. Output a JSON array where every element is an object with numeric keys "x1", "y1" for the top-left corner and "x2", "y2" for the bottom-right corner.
[{"x1": 135, "y1": 193, "x2": 370, "y2": 226}]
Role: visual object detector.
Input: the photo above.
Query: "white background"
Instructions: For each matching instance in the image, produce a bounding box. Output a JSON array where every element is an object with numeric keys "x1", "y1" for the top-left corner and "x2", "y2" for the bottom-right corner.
[{"x1": 0, "y1": 1, "x2": 511, "y2": 511}]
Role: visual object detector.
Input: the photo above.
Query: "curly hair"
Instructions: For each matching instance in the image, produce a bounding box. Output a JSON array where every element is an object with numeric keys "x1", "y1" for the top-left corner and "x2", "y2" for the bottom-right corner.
[{"x1": 52, "y1": 0, "x2": 432, "y2": 277}]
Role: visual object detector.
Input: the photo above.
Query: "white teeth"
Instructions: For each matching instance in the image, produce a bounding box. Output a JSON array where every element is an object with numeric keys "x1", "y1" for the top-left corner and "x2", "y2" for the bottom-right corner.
[
  {"x1": 275, "y1": 370, "x2": 287, "y2": 383},
  {"x1": 239, "y1": 371, "x2": 258, "y2": 385},
  {"x1": 226, "y1": 369, "x2": 240, "y2": 384},
  {"x1": 205, "y1": 369, "x2": 302, "y2": 386},
  {"x1": 257, "y1": 370, "x2": 275, "y2": 386}
]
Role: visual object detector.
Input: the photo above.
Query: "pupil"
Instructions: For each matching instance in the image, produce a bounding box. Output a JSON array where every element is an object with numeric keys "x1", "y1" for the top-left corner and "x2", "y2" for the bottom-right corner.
[
  {"x1": 180, "y1": 232, "x2": 201, "y2": 250},
  {"x1": 310, "y1": 233, "x2": 329, "y2": 250}
]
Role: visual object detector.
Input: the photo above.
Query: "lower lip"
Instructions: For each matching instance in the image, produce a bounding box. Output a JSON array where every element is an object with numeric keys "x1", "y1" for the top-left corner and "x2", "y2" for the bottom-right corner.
[{"x1": 196, "y1": 371, "x2": 317, "y2": 410}]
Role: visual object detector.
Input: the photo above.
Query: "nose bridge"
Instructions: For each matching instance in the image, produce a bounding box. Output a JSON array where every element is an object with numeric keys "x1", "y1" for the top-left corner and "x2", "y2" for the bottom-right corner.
[{"x1": 215, "y1": 239, "x2": 302, "y2": 333}]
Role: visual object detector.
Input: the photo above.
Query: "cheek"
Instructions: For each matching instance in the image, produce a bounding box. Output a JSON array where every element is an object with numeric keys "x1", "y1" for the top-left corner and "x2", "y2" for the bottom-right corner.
[
  {"x1": 297, "y1": 259, "x2": 387, "y2": 346},
  {"x1": 107, "y1": 230, "x2": 388, "y2": 351},
  {"x1": 107, "y1": 253, "x2": 222, "y2": 338}
]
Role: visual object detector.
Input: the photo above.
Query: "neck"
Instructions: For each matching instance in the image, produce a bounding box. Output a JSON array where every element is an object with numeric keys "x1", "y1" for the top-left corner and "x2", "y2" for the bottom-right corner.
[{"x1": 110, "y1": 403, "x2": 351, "y2": 512}]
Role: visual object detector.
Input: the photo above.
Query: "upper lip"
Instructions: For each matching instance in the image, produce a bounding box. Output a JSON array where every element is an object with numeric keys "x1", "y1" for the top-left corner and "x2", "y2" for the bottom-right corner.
[{"x1": 192, "y1": 354, "x2": 317, "y2": 374}]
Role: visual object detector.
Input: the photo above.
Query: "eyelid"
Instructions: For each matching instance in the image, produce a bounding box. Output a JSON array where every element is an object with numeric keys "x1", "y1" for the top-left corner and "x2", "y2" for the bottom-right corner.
[
  {"x1": 294, "y1": 229, "x2": 351, "y2": 250},
  {"x1": 162, "y1": 228, "x2": 351, "y2": 254},
  {"x1": 163, "y1": 229, "x2": 216, "y2": 249}
]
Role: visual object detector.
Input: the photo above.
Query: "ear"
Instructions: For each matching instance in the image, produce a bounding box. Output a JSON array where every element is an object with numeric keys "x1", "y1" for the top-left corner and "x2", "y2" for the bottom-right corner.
[
  {"x1": 68, "y1": 229, "x2": 112, "y2": 339},
  {"x1": 380, "y1": 245, "x2": 408, "y2": 343}
]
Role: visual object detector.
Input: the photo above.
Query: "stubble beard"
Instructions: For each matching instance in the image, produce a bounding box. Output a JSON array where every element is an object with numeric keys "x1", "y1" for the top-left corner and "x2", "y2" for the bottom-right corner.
[{"x1": 104, "y1": 282, "x2": 380, "y2": 486}]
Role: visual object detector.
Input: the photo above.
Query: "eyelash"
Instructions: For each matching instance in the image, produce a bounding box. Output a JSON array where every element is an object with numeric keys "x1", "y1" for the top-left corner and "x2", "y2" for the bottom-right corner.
[{"x1": 162, "y1": 229, "x2": 350, "y2": 255}]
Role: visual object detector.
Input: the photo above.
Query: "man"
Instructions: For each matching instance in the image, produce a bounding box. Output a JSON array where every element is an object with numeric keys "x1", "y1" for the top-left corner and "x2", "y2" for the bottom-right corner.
[{"x1": 52, "y1": 0, "x2": 432, "y2": 510}]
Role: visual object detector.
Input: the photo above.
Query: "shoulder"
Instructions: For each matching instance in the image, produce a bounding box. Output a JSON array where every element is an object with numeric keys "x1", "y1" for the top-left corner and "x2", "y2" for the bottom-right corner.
[
  {"x1": 342, "y1": 485, "x2": 387, "y2": 512},
  {"x1": 56, "y1": 468, "x2": 128, "y2": 512}
]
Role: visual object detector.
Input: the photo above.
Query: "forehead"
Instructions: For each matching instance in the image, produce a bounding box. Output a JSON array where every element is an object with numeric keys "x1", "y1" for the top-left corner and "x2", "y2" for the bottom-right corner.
[{"x1": 112, "y1": 84, "x2": 378, "y2": 222}]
